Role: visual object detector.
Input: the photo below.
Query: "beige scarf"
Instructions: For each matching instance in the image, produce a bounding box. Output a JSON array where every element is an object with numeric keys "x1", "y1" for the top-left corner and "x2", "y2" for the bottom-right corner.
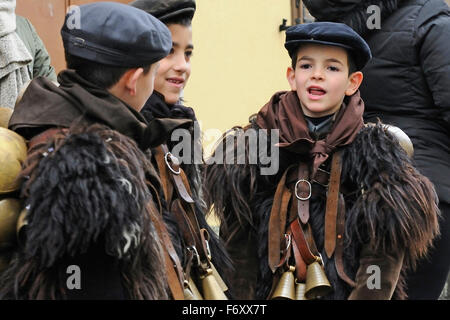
[{"x1": 0, "y1": 0, "x2": 32, "y2": 109}]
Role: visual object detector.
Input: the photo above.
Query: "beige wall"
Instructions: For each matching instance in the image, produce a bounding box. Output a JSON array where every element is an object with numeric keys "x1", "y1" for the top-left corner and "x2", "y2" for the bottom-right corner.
[{"x1": 183, "y1": 0, "x2": 292, "y2": 155}]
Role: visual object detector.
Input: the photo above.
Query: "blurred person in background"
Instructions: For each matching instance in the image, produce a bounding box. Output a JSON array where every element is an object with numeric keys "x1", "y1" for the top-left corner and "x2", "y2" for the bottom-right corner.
[{"x1": 303, "y1": 0, "x2": 450, "y2": 299}]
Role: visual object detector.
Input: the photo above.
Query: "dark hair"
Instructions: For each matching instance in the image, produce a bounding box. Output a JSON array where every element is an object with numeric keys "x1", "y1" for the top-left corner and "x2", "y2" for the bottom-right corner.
[
  {"x1": 163, "y1": 16, "x2": 192, "y2": 27},
  {"x1": 290, "y1": 45, "x2": 358, "y2": 75},
  {"x1": 65, "y1": 53, "x2": 151, "y2": 89}
]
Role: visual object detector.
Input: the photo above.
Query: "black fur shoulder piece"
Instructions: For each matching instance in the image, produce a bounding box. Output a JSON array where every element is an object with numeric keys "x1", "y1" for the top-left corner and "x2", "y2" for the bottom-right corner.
[
  {"x1": 0, "y1": 123, "x2": 168, "y2": 299},
  {"x1": 342, "y1": 122, "x2": 440, "y2": 269},
  {"x1": 204, "y1": 125, "x2": 262, "y2": 234}
]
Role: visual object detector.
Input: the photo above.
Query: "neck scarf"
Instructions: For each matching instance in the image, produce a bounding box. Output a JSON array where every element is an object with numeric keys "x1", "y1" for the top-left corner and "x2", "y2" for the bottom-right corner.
[
  {"x1": 0, "y1": 0, "x2": 32, "y2": 108},
  {"x1": 141, "y1": 91, "x2": 197, "y2": 122},
  {"x1": 255, "y1": 90, "x2": 364, "y2": 177}
]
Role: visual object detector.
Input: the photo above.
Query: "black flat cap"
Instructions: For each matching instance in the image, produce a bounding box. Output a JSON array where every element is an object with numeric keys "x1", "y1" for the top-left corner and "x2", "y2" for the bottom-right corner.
[
  {"x1": 129, "y1": 0, "x2": 196, "y2": 23},
  {"x1": 61, "y1": 2, "x2": 172, "y2": 68},
  {"x1": 285, "y1": 22, "x2": 372, "y2": 71}
]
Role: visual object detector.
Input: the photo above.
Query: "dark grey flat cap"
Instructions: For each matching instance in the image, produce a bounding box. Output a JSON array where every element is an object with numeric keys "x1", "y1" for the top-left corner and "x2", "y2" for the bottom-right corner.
[
  {"x1": 129, "y1": 0, "x2": 196, "y2": 23},
  {"x1": 61, "y1": 2, "x2": 172, "y2": 68},
  {"x1": 285, "y1": 22, "x2": 372, "y2": 71}
]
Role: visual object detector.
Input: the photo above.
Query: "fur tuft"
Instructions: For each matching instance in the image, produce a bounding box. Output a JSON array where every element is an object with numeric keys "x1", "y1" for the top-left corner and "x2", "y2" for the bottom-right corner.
[{"x1": 0, "y1": 123, "x2": 168, "y2": 299}]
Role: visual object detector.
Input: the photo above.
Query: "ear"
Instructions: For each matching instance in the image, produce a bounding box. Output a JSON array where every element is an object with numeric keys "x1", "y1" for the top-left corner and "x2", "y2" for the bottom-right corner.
[
  {"x1": 123, "y1": 68, "x2": 144, "y2": 96},
  {"x1": 286, "y1": 66, "x2": 297, "y2": 91},
  {"x1": 345, "y1": 71, "x2": 363, "y2": 96}
]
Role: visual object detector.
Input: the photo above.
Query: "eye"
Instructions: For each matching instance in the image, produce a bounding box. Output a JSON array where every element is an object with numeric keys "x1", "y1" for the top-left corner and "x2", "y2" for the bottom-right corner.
[
  {"x1": 299, "y1": 63, "x2": 311, "y2": 69},
  {"x1": 185, "y1": 50, "x2": 193, "y2": 59},
  {"x1": 169, "y1": 48, "x2": 175, "y2": 55},
  {"x1": 328, "y1": 65, "x2": 340, "y2": 72}
]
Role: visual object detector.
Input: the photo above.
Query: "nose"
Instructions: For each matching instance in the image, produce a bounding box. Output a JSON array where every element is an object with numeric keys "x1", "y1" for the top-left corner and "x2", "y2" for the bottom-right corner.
[
  {"x1": 173, "y1": 52, "x2": 189, "y2": 73},
  {"x1": 311, "y1": 67, "x2": 324, "y2": 80}
]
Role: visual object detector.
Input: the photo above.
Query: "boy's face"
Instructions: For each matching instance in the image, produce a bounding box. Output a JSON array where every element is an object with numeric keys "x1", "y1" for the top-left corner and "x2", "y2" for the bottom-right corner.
[
  {"x1": 287, "y1": 43, "x2": 363, "y2": 118},
  {"x1": 134, "y1": 62, "x2": 160, "y2": 111},
  {"x1": 154, "y1": 24, "x2": 193, "y2": 105}
]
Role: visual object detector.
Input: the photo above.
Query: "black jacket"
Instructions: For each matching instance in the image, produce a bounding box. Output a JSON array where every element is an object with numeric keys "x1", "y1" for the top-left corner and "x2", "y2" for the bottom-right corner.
[{"x1": 304, "y1": 0, "x2": 450, "y2": 204}]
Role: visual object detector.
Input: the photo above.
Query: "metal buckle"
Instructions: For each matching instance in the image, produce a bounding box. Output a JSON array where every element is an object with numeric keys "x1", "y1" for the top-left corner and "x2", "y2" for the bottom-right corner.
[
  {"x1": 284, "y1": 234, "x2": 292, "y2": 252},
  {"x1": 187, "y1": 246, "x2": 201, "y2": 267},
  {"x1": 295, "y1": 179, "x2": 312, "y2": 201},
  {"x1": 164, "y1": 152, "x2": 181, "y2": 175},
  {"x1": 317, "y1": 253, "x2": 325, "y2": 267},
  {"x1": 205, "y1": 239, "x2": 212, "y2": 261}
]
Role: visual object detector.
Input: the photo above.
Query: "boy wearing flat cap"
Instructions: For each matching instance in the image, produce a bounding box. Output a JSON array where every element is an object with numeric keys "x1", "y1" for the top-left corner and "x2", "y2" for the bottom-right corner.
[
  {"x1": 129, "y1": 0, "x2": 233, "y2": 300},
  {"x1": 0, "y1": 2, "x2": 186, "y2": 299},
  {"x1": 205, "y1": 22, "x2": 440, "y2": 300}
]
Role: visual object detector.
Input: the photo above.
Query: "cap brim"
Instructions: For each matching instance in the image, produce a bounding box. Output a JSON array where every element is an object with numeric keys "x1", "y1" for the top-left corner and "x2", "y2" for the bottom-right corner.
[{"x1": 285, "y1": 39, "x2": 354, "y2": 55}]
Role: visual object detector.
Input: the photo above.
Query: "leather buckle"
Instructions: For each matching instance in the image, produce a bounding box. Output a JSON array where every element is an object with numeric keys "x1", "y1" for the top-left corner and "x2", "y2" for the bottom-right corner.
[
  {"x1": 187, "y1": 246, "x2": 201, "y2": 267},
  {"x1": 165, "y1": 152, "x2": 181, "y2": 175},
  {"x1": 312, "y1": 167, "x2": 330, "y2": 188},
  {"x1": 295, "y1": 179, "x2": 312, "y2": 201}
]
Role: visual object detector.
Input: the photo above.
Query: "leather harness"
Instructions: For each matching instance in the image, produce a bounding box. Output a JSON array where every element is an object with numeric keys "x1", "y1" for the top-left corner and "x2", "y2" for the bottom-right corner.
[{"x1": 268, "y1": 150, "x2": 356, "y2": 289}]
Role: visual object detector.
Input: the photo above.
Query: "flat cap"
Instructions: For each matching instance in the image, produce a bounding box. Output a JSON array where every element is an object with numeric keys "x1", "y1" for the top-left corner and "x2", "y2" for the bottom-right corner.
[
  {"x1": 285, "y1": 22, "x2": 372, "y2": 71},
  {"x1": 61, "y1": 2, "x2": 172, "y2": 68},
  {"x1": 129, "y1": 0, "x2": 196, "y2": 23}
]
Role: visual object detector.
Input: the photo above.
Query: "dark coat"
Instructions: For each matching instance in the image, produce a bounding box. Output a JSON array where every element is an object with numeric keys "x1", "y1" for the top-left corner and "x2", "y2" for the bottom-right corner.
[{"x1": 304, "y1": 0, "x2": 450, "y2": 204}]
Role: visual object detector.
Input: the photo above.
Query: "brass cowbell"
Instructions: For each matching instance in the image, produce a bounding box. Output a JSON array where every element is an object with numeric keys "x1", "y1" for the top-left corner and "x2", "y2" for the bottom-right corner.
[
  {"x1": 271, "y1": 265, "x2": 296, "y2": 300},
  {"x1": 295, "y1": 280, "x2": 307, "y2": 300},
  {"x1": 200, "y1": 268, "x2": 228, "y2": 300},
  {"x1": 304, "y1": 260, "x2": 332, "y2": 299},
  {"x1": 184, "y1": 277, "x2": 203, "y2": 300}
]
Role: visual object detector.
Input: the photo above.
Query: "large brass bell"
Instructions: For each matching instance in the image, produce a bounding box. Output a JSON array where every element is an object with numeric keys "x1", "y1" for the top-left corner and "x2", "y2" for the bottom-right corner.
[
  {"x1": 0, "y1": 107, "x2": 13, "y2": 128},
  {"x1": 201, "y1": 268, "x2": 228, "y2": 300},
  {"x1": 0, "y1": 198, "x2": 21, "y2": 250},
  {"x1": 16, "y1": 207, "x2": 28, "y2": 245},
  {"x1": 384, "y1": 124, "x2": 414, "y2": 158},
  {"x1": 295, "y1": 280, "x2": 307, "y2": 300},
  {"x1": 184, "y1": 277, "x2": 203, "y2": 300},
  {"x1": 304, "y1": 260, "x2": 332, "y2": 299},
  {"x1": 271, "y1": 265, "x2": 295, "y2": 300},
  {"x1": 366, "y1": 123, "x2": 414, "y2": 158},
  {"x1": 0, "y1": 127, "x2": 27, "y2": 194}
]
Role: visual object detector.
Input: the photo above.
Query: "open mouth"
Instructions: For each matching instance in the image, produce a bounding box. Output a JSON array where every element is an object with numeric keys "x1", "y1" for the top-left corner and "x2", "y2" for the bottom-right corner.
[{"x1": 307, "y1": 86, "x2": 326, "y2": 96}]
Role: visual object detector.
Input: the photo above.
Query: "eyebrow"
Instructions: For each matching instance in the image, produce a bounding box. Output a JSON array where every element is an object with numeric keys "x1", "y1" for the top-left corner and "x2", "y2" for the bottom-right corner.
[
  {"x1": 298, "y1": 55, "x2": 344, "y2": 65},
  {"x1": 172, "y1": 41, "x2": 194, "y2": 50}
]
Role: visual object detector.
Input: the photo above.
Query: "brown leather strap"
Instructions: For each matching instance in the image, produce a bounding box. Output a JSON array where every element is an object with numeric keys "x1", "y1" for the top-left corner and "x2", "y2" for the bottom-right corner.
[
  {"x1": 156, "y1": 144, "x2": 211, "y2": 268},
  {"x1": 147, "y1": 201, "x2": 185, "y2": 299},
  {"x1": 160, "y1": 144, "x2": 194, "y2": 204},
  {"x1": 290, "y1": 218, "x2": 317, "y2": 265},
  {"x1": 268, "y1": 167, "x2": 293, "y2": 272},
  {"x1": 291, "y1": 232, "x2": 307, "y2": 282},
  {"x1": 334, "y1": 193, "x2": 356, "y2": 287},
  {"x1": 296, "y1": 162, "x2": 310, "y2": 224},
  {"x1": 324, "y1": 151, "x2": 342, "y2": 258},
  {"x1": 154, "y1": 146, "x2": 173, "y2": 203}
]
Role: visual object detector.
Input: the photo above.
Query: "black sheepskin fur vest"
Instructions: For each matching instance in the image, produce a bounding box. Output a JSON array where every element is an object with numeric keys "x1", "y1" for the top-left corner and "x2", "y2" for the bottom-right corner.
[
  {"x1": 0, "y1": 124, "x2": 168, "y2": 299},
  {"x1": 205, "y1": 120, "x2": 439, "y2": 300}
]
